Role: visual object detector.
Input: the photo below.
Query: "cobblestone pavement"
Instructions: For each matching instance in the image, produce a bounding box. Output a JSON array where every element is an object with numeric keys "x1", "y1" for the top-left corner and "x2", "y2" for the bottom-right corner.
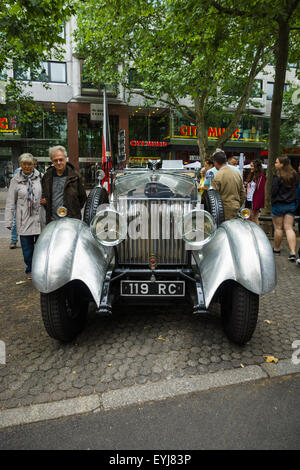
[{"x1": 0, "y1": 235, "x2": 299, "y2": 412}]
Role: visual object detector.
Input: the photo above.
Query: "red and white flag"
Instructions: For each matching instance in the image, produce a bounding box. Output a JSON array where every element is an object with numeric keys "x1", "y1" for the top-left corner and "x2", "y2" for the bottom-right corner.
[{"x1": 102, "y1": 85, "x2": 112, "y2": 193}]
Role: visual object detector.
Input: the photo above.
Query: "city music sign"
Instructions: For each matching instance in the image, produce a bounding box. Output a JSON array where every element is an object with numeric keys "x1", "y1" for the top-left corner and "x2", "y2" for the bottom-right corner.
[
  {"x1": 180, "y1": 125, "x2": 241, "y2": 140},
  {"x1": 130, "y1": 140, "x2": 168, "y2": 147}
]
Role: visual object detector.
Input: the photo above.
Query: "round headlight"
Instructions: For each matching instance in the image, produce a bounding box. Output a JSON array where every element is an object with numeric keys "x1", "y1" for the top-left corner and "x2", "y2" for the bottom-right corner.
[
  {"x1": 181, "y1": 209, "x2": 216, "y2": 249},
  {"x1": 56, "y1": 206, "x2": 68, "y2": 217},
  {"x1": 91, "y1": 207, "x2": 127, "y2": 246},
  {"x1": 240, "y1": 208, "x2": 250, "y2": 219}
]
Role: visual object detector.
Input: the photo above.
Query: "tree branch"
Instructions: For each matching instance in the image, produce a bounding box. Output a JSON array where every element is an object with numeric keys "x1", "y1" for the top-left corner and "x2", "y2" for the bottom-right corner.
[{"x1": 128, "y1": 88, "x2": 195, "y2": 121}]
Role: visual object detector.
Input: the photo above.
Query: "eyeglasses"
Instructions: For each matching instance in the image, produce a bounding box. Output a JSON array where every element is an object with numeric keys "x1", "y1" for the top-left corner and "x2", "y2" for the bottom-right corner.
[
  {"x1": 21, "y1": 163, "x2": 33, "y2": 167},
  {"x1": 52, "y1": 158, "x2": 65, "y2": 163}
]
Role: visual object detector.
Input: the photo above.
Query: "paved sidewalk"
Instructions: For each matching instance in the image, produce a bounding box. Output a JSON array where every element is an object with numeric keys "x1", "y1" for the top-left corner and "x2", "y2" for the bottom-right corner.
[
  {"x1": 0, "y1": 188, "x2": 8, "y2": 210},
  {"x1": 0, "y1": 229, "x2": 299, "y2": 420}
]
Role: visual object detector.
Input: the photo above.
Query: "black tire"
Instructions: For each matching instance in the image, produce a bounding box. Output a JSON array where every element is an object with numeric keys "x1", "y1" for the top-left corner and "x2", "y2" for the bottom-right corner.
[
  {"x1": 220, "y1": 282, "x2": 259, "y2": 345},
  {"x1": 83, "y1": 186, "x2": 109, "y2": 226},
  {"x1": 40, "y1": 282, "x2": 88, "y2": 342},
  {"x1": 204, "y1": 189, "x2": 225, "y2": 227}
]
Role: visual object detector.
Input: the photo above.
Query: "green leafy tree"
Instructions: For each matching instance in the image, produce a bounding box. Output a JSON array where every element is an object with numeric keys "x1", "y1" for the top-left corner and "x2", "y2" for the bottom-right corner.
[
  {"x1": 210, "y1": 0, "x2": 300, "y2": 212},
  {"x1": 74, "y1": 0, "x2": 274, "y2": 164},
  {"x1": 0, "y1": 0, "x2": 75, "y2": 129},
  {"x1": 0, "y1": 0, "x2": 75, "y2": 73}
]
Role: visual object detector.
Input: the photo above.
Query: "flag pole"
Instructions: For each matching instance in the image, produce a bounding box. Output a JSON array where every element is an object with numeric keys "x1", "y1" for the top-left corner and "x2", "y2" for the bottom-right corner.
[{"x1": 102, "y1": 85, "x2": 112, "y2": 193}]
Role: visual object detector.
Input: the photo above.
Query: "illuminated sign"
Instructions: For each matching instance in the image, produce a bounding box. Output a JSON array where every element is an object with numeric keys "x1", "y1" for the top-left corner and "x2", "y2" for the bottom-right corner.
[
  {"x1": 129, "y1": 157, "x2": 160, "y2": 163},
  {"x1": 130, "y1": 140, "x2": 167, "y2": 147},
  {"x1": 0, "y1": 118, "x2": 8, "y2": 130},
  {"x1": 180, "y1": 125, "x2": 240, "y2": 140},
  {"x1": 0, "y1": 117, "x2": 19, "y2": 134}
]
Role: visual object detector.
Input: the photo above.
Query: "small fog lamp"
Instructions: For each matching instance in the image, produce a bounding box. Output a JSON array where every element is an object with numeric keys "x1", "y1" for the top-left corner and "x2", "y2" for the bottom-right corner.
[
  {"x1": 57, "y1": 206, "x2": 68, "y2": 217},
  {"x1": 240, "y1": 208, "x2": 250, "y2": 220}
]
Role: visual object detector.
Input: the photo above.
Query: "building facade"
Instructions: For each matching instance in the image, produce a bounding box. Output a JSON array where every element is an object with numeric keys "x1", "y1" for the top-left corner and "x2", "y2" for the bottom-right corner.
[{"x1": 0, "y1": 20, "x2": 299, "y2": 189}]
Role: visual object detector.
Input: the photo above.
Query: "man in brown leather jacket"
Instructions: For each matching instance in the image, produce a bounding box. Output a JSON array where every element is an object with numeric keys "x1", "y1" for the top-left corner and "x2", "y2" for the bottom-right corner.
[
  {"x1": 212, "y1": 150, "x2": 246, "y2": 220},
  {"x1": 40, "y1": 146, "x2": 87, "y2": 224}
]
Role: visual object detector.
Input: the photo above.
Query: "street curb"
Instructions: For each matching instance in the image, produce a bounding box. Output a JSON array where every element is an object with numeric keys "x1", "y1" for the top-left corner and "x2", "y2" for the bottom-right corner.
[{"x1": 0, "y1": 360, "x2": 300, "y2": 430}]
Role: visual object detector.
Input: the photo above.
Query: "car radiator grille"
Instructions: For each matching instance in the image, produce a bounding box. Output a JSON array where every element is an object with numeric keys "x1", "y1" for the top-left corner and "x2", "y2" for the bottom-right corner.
[{"x1": 117, "y1": 198, "x2": 192, "y2": 265}]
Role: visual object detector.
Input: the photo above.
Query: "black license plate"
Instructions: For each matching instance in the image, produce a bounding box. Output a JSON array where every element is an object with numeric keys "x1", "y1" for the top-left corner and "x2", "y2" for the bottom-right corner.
[{"x1": 120, "y1": 281, "x2": 185, "y2": 297}]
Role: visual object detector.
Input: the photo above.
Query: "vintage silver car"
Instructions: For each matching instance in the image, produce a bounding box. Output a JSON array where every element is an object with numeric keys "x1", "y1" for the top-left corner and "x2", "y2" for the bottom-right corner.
[{"x1": 32, "y1": 160, "x2": 276, "y2": 345}]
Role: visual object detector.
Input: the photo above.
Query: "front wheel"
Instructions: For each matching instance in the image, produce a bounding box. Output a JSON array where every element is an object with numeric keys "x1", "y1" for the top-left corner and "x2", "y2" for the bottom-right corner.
[
  {"x1": 220, "y1": 282, "x2": 259, "y2": 345},
  {"x1": 40, "y1": 282, "x2": 88, "y2": 342}
]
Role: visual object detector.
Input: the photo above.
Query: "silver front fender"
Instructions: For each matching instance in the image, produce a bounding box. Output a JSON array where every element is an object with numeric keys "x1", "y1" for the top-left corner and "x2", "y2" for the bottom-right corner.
[
  {"x1": 32, "y1": 218, "x2": 113, "y2": 306},
  {"x1": 193, "y1": 219, "x2": 277, "y2": 308}
]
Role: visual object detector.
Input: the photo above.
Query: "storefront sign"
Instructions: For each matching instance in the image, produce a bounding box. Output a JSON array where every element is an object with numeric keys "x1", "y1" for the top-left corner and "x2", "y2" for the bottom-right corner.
[
  {"x1": 130, "y1": 140, "x2": 167, "y2": 147},
  {"x1": 129, "y1": 157, "x2": 160, "y2": 163},
  {"x1": 90, "y1": 104, "x2": 103, "y2": 121},
  {"x1": 0, "y1": 118, "x2": 8, "y2": 130},
  {"x1": 0, "y1": 117, "x2": 18, "y2": 134},
  {"x1": 179, "y1": 125, "x2": 240, "y2": 140}
]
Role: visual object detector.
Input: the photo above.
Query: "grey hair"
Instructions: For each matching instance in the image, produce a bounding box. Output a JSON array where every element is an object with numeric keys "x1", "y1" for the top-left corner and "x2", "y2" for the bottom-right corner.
[
  {"x1": 19, "y1": 153, "x2": 34, "y2": 164},
  {"x1": 49, "y1": 145, "x2": 67, "y2": 160}
]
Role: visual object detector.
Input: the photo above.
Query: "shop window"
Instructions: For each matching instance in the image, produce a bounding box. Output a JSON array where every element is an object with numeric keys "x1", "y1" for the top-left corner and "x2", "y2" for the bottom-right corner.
[
  {"x1": 48, "y1": 62, "x2": 66, "y2": 83},
  {"x1": 129, "y1": 112, "x2": 169, "y2": 141},
  {"x1": 78, "y1": 113, "x2": 118, "y2": 187},
  {"x1": 267, "y1": 82, "x2": 289, "y2": 100},
  {"x1": 14, "y1": 61, "x2": 67, "y2": 83},
  {"x1": 22, "y1": 112, "x2": 67, "y2": 141},
  {"x1": 267, "y1": 82, "x2": 274, "y2": 100}
]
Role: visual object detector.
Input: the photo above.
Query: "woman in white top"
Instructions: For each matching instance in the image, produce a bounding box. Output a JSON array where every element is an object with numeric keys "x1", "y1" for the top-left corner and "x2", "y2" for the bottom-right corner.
[{"x1": 245, "y1": 160, "x2": 266, "y2": 225}]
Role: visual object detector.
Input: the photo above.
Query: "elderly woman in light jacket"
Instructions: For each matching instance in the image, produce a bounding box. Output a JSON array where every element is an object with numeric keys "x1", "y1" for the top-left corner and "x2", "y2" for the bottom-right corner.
[{"x1": 5, "y1": 153, "x2": 44, "y2": 279}]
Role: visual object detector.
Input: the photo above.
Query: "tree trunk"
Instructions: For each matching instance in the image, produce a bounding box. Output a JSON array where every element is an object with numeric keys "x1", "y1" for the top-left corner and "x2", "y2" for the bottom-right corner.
[
  {"x1": 195, "y1": 94, "x2": 208, "y2": 166},
  {"x1": 263, "y1": 20, "x2": 290, "y2": 214},
  {"x1": 216, "y1": 43, "x2": 264, "y2": 148}
]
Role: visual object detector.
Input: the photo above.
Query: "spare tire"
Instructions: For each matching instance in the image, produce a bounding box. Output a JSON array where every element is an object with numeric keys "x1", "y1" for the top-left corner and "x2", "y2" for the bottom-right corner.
[
  {"x1": 204, "y1": 189, "x2": 225, "y2": 227},
  {"x1": 83, "y1": 186, "x2": 109, "y2": 226}
]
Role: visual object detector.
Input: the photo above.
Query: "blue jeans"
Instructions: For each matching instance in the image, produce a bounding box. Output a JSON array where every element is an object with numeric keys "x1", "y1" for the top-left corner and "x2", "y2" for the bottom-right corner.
[
  {"x1": 11, "y1": 209, "x2": 18, "y2": 244},
  {"x1": 20, "y1": 235, "x2": 39, "y2": 274}
]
